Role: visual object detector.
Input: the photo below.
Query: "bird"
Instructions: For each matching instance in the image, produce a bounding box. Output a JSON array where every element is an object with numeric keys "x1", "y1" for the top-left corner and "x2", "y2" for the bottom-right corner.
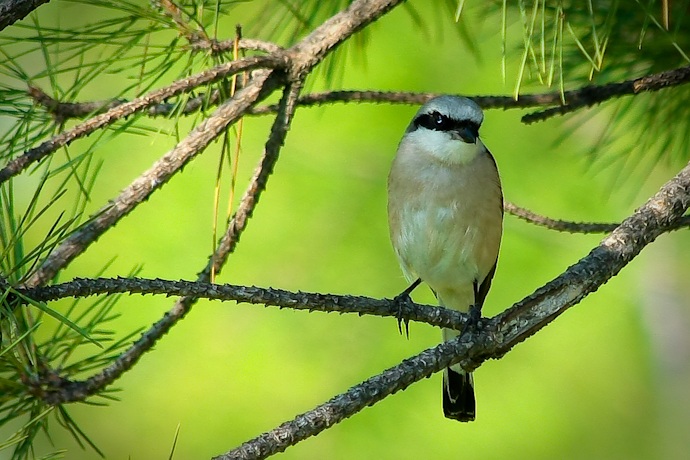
[{"x1": 387, "y1": 95, "x2": 503, "y2": 422}]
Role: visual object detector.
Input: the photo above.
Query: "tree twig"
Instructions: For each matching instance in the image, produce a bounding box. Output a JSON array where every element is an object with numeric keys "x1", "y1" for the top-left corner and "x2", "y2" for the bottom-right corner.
[
  {"x1": 505, "y1": 201, "x2": 690, "y2": 233},
  {"x1": 247, "y1": 64, "x2": 690, "y2": 117},
  {"x1": 522, "y1": 64, "x2": 690, "y2": 123}
]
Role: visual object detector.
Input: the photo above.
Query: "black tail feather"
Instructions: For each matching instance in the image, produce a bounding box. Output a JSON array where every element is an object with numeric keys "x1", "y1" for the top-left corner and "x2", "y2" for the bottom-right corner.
[{"x1": 443, "y1": 368, "x2": 475, "y2": 422}]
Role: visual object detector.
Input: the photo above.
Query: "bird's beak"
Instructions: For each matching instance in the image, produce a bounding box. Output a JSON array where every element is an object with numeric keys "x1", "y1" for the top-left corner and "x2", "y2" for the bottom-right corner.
[{"x1": 452, "y1": 127, "x2": 477, "y2": 144}]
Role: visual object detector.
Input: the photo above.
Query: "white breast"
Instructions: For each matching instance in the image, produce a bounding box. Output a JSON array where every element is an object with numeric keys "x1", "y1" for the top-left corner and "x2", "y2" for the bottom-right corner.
[{"x1": 388, "y1": 137, "x2": 502, "y2": 312}]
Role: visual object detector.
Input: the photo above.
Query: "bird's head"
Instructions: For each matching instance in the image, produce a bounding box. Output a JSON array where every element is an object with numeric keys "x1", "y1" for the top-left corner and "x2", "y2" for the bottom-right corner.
[{"x1": 403, "y1": 95, "x2": 485, "y2": 165}]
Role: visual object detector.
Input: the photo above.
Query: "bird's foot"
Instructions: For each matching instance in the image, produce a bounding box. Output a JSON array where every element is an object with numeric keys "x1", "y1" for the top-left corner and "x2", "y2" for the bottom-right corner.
[
  {"x1": 391, "y1": 292, "x2": 414, "y2": 338},
  {"x1": 390, "y1": 278, "x2": 421, "y2": 338},
  {"x1": 460, "y1": 303, "x2": 482, "y2": 337}
]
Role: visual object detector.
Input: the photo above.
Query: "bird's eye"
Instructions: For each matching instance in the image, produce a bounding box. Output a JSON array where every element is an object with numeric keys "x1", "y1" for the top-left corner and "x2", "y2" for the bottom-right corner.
[
  {"x1": 415, "y1": 111, "x2": 453, "y2": 131},
  {"x1": 432, "y1": 112, "x2": 447, "y2": 128}
]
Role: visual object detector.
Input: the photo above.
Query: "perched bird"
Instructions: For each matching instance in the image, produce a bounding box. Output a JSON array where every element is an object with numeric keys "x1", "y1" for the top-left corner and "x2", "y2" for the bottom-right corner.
[{"x1": 387, "y1": 95, "x2": 503, "y2": 422}]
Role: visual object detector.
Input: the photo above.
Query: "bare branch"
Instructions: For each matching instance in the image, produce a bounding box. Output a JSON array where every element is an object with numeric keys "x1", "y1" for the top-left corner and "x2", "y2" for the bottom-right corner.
[
  {"x1": 29, "y1": 84, "x2": 229, "y2": 120},
  {"x1": 27, "y1": 85, "x2": 125, "y2": 122},
  {"x1": 17, "y1": 277, "x2": 464, "y2": 334},
  {"x1": 247, "y1": 64, "x2": 690, "y2": 118},
  {"x1": 505, "y1": 201, "x2": 690, "y2": 233},
  {"x1": 493, "y1": 162, "x2": 690, "y2": 354}
]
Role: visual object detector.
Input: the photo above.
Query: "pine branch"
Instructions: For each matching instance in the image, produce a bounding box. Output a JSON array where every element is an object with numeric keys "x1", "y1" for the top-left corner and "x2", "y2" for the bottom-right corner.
[{"x1": 248, "y1": 63, "x2": 690, "y2": 118}]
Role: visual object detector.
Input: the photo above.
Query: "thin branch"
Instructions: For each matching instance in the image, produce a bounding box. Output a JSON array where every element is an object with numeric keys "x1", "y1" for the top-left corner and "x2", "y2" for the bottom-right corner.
[
  {"x1": 206, "y1": 81, "x2": 302, "y2": 277},
  {"x1": 27, "y1": 63, "x2": 690, "y2": 128},
  {"x1": 0, "y1": 54, "x2": 287, "y2": 184},
  {"x1": 23, "y1": 69, "x2": 283, "y2": 288},
  {"x1": 189, "y1": 37, "x2": 284, "y2": 54},
  {"x1": 248, "y1": 64, "x2": 690, "y2": 119},
  {"x1": 17, "y1": 277, "x2": 464, "y2": 333},
  {"x1": 505, "y1": 201, "x2": 690, "y2": 233},
  {"x1": 249, "y1": 89, "x2": 558, "y2": 114},
  {"x1": 251, "y1": 66, "x2": 690, "y2": 118},
  {"x1": 522, "y1": 64, "x2": 690, "y2": 123},
  {"x1": 29, "y1": 84, "x2": 231, "y2": 120},
  {"x1": 27, "y1": 85, "x2": 125, "y2": 122},
  {"x1": 216, "y1": 158, "x2": 690, "y2": 460}
]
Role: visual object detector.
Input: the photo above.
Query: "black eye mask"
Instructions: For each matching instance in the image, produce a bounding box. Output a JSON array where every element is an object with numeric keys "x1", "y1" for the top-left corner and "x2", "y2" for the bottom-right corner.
[{"x1": 413, "y1": 111, "x2": 480, "y2": 143}]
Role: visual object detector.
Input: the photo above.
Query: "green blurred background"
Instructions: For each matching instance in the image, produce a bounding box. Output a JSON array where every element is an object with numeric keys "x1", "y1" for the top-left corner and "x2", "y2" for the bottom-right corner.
[{"x1": 3, "y1": 1, "x2": 690, "y2": 459}]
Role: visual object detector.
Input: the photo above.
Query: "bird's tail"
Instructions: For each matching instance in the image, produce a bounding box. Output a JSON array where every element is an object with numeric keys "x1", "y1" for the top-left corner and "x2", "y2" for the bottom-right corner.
[
  {"x1": 443, "y1": 367, "x2": 475, "y2": 422},
  {"x1": 438, "y1": 291, "x2": 477, "y2": 422}
]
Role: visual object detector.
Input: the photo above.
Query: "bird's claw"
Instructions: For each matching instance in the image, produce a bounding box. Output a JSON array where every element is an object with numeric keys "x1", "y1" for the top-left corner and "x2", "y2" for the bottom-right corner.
[
  {"x1": 460, "y1": 303, "x2": 482, "y2": 337},
  {"x1": 392, "y1": 292, "x2": 413, "y2": 338}
]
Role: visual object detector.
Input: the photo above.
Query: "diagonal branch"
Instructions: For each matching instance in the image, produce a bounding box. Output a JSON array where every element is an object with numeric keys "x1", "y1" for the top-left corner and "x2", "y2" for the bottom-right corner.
[
  {"x1": 492, "y1": 162, "x2": 690, "y2": 354},
  {"x1": 49, "y1": 80, "x2": 306, "y2": 405},
  {"x1": 215, "y1": 159, "x2": 690, "y2": 459},
  {"x1": 205, "y1": 81, "x2": 304, "y2": 279}
]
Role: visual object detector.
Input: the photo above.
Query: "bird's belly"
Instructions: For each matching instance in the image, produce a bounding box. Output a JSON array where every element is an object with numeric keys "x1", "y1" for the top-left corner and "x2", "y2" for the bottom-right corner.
[{"x1": 394, "y1": 205, "x2": 485, "y2": 289}]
